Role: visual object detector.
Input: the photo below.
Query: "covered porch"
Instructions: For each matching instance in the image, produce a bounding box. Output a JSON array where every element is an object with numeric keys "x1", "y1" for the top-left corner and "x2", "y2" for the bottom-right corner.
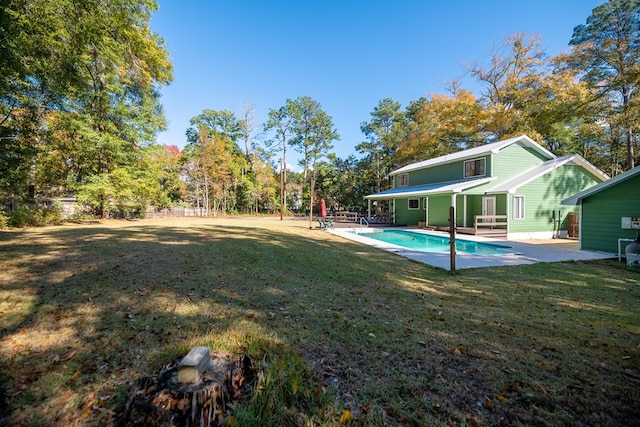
[{"x1": 364, "y1": 177, "x2": 506, "y2": 236}]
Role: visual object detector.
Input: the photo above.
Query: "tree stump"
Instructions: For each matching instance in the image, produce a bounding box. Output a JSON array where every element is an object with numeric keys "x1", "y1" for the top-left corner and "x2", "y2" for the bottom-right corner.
[{"x1": 120, "y1": 351, "x2": 256, "y2": 426}]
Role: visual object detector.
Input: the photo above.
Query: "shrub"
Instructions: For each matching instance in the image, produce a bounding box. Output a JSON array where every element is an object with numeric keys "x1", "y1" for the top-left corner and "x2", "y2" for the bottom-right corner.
[
  {"x1": 7, "y1": 205, "x2": 64, "y2": 228},
  {"x1": 0, "y1": 211, "x2": 8, "y2": 229}
]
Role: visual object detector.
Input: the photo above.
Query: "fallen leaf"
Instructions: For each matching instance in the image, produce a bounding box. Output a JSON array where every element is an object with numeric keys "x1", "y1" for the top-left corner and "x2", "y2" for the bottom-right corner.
[
  {"x1": 467, "y1": 416, "x2": 479, "y2": 426},
  {"x1": 498, "y1": 395, "x2": 508, "y2": 403},
  {"x1": 77, "y1": 408, "x2": 92, "y2": 421},
  {"x1": 340, "y1": 410, "x2": 351, "y2": 423},
  {"x1": 62, "y1": 350, "x2": 76, "y2": 361},
  {"x1": 486, "y1": 399, "x2": 496, "y2": 411}
]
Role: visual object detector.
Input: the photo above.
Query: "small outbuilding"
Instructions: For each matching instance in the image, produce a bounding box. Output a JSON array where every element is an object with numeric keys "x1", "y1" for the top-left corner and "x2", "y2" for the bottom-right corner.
[{"x1": 561, "y1": 165, "x2": 640, "y2": 255}]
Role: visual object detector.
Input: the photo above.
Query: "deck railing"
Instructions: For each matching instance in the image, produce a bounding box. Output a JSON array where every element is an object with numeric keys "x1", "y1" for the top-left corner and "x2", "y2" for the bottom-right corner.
[{"x1": 474, "y1": 215, "x2": 508, "y2": 237}]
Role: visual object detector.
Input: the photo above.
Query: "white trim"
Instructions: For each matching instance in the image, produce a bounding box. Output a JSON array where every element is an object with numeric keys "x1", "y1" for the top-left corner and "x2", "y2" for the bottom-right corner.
[
  {"x1": 562, "y1": 165, "x2": 639, "y2": 205},
  {"x1": 513, "y1": 195, "x2": 525, "y2": 219},
  {"x1": 423, "y1": 197, "x2": 429, "y2": 225},
  {"x1": 389, "y1": 135, "x2": 555, "y2": 176},
  {"x1": 488, "y1": 154, "x2": 608, "y2": 194},
  {"x1": 364, "y1": 177, "x2": 495, "y2": 200},
  {"x1": 463, "y1": 195, "x2": 467, "y2": 227},
  {"x1": 482, "y1": 196, "x2": 496, "y2": 216},
  {"x1": 464, "y1": 157, "x2": 486, "y2": 178}
]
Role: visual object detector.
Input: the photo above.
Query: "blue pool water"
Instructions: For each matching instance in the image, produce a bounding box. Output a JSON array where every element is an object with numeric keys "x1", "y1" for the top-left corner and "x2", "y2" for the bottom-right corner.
[{"x1": 348, "y1": 229, "x2": 515, "y2": 255}]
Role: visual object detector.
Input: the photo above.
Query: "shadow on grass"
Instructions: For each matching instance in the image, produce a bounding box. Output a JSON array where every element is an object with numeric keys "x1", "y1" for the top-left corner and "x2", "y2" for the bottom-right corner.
[{"x1": 0, "y1": 219, "x2": 639, "y2": 425}]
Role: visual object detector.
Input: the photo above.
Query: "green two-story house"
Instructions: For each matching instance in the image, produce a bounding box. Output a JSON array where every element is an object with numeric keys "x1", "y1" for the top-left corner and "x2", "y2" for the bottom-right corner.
[{"x1": 365, "y1": 135, "x2": 609, "y2": 239}]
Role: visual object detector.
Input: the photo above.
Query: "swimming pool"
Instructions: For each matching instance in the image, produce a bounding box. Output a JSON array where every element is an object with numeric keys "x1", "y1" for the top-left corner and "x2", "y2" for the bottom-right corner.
[{"x1": 347, "y1": 229, "x2": 516, "y2": 255}]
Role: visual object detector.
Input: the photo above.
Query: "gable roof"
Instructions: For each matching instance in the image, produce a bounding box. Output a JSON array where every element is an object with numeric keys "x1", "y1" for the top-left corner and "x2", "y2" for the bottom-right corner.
[
  {"x1": 561, "y1": 165, "x2": 640, "y2": 205},
  {"x1": 364, "y1": 176, "x2": 495, "y2": 200},
  {"x1": 486, "y1": 154, "x2": 609, "y2": 194},
  {"x1": 389, "y1": 135, "x2": 555, "y2": 177}
]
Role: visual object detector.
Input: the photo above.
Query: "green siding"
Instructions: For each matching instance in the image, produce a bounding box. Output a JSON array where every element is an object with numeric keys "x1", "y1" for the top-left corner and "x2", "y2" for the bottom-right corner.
[
  {"x1": 394, "y1": 197, "x2": 426, "y2": 225},
  {"x1": 509, "y1": 165, "x2": 599, "y2": 234},
  {"x1": 488, "y1": 144, "x2": 548, "y2": 188},
  {"x1": 464, "y1": 195, "x2": 482, "y2": 225},
  {"x1": 425, "y1": 195, "x2": 451, "y2": 226},
  {"x1": 581, "y1": 174, "x2": 640, "y2": 253},
  {"x1": 399, "y1": 155, "x2": 492, "y2": 186},
  {"x1": 395, "y1": 195, "x2": 456, "y2": 226}
]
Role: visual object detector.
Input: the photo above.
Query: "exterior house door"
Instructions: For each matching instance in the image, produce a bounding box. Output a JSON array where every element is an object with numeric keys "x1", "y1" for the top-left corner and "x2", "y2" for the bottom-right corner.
[
  {"x1": 482, "y1": 196, "x2": 496, "y2": 217},
  {"x1": 567, "y1": 212, "x2": 579, "y2": 238}
]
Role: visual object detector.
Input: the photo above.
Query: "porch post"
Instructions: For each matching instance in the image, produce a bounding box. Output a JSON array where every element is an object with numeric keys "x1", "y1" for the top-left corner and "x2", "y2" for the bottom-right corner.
[
  {"x1": 463, "y1": 194, "x2": 467, "y2": 227},
  {"x1": 367, "y1": 199, "x2": 372, "y2": 219},
  {"x1": 450, "y1": 194, "x2": 457, "y2": 230}
]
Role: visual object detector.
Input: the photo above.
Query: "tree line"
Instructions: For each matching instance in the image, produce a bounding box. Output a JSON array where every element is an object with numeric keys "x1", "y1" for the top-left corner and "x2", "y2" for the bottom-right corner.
[{"x1": 1, "y1": 0, "x2": 638, "y2": 224}]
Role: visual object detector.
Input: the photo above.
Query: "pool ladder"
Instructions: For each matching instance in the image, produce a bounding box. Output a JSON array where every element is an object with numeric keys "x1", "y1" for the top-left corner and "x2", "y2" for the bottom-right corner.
[{"x1": 359, "y1": 217, "x2": 369, "y2": 227}]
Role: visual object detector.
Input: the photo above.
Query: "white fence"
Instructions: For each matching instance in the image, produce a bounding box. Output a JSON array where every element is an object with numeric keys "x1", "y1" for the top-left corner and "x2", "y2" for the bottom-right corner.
[{"x1": 144, "y1": 206, "x2": 205, "y2": 218}]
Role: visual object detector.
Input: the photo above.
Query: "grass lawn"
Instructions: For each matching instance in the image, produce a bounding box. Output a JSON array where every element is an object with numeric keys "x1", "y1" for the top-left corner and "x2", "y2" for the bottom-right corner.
[{"x1": 0, "y1": 217, "x2": 639, "y2": 426}]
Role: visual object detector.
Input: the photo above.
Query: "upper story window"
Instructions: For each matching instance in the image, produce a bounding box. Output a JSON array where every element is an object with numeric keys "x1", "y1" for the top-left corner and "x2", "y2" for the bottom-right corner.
[
  {"x1": 464, "y1": 158, "x2": 486, "y2": 178},
  {"x1": 398, "y1": 173, "x2": 409, "y2": 187}
]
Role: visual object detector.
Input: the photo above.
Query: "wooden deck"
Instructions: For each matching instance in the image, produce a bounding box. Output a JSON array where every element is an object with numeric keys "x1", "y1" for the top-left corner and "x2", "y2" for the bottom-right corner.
[{"x1": 421, "y1": 215, "x2": 509, "y2": 238}]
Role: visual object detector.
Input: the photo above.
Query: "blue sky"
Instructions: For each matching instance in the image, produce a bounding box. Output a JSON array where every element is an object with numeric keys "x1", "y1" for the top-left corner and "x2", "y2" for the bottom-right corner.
[{"x1": 150, "y1": 0, "x2": 603, "y2": 164}]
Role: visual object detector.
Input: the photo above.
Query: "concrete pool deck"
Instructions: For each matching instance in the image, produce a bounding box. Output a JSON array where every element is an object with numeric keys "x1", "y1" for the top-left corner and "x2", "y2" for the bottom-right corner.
[{"x1": 331, "y1": 228, "x2": 616, "y2": 270}]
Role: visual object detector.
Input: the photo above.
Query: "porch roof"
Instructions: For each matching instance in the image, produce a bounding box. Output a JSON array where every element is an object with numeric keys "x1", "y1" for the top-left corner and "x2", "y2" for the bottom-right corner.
[{"x1": 364, "y1": 177, "x2": 495, "y2": 200}]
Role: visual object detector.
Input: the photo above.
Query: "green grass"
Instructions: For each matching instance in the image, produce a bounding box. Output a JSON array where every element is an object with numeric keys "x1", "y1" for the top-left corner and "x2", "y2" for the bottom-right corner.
[{"x1": 0, "y1": 217, "x2": 638, "y2": 426}]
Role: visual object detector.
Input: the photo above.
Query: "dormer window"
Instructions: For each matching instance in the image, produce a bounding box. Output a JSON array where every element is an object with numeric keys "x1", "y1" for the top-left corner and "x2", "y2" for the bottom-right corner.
[
  {"x1": 398, "y1": 173, "x2": 409, "y2": 187},
  {"x1": 464, "y1": 158, "x2": 486, "y2": 178}
]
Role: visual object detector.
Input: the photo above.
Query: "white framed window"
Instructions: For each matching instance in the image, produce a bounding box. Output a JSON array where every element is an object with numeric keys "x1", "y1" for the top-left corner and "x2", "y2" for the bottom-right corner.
[
  {"x1": 464, "y1": 158, "x2": 486, "y2": 178},
  {"x1": 398, "y1": 173, "x2": 409, "y2": 187},
  {"x1": 513, "y1": 195, "x2": 525, "y2": 219},
  {"x1": 408, "y1": 198, "x2": 419, "y2": 210}
]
